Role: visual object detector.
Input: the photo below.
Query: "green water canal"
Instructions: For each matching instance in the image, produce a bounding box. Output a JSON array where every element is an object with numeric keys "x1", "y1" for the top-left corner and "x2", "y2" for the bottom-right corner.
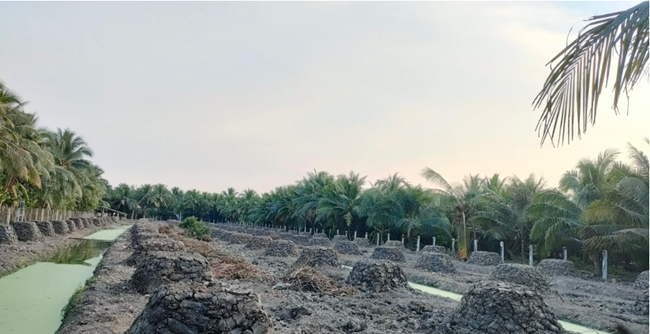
[{"x1": 0, "y1": 226, "x2": 129, "y2": 334}]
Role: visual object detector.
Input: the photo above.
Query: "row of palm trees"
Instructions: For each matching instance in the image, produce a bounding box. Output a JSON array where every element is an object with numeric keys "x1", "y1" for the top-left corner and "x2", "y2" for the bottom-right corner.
[
  {"x1": 104, "y1": 142, "x2": 648, "y2": 273},
  {"x1": 0, "y1": 82, "x2": 107, "y2": 213}
]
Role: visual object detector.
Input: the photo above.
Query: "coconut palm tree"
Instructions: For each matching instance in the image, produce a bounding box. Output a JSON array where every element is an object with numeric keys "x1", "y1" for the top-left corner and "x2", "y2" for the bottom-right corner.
[
  {"x1": 534, "y1": 2, "x2": 649, "y2": 146},
  {"x1": 315, "y1": 172, "x2": 366, "y2": 235}
]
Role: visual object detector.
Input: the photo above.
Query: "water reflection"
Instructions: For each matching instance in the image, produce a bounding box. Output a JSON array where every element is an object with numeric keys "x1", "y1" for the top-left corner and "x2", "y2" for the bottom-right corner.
[{"x1": 49, "y1": 239, "x2": 111, "y2": 265}]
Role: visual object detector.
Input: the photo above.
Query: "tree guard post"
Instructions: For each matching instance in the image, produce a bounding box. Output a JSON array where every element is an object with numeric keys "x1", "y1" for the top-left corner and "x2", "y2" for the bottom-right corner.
[
  {"x1": 602, "y1": 250, "x2": 608, "y2": 281},
  {"x1": 376, "y1": 233, "x2": 380, "y2": 246},
  {"x1": 451, "y1": 238, "x2": 455, "y2": 254},
  {"x1": 433, "y1": 237, "x2": 436, "y2": 246},
  {"x1": 354, "y1": 231, "x2": 357, "y2": 240},
  {"x1": 473, "y1": 239, "x2": 478, "y2": 252},
  {"x1": 563, "y1": 247, "x2": 567, "y2": 261},
  {"x1": 416, "y1": 236, "x2": 421, "y2": 252},
  {"x1": 528, "y1": 245, "x2": 534, "y2": 266},
  {"x1": 500, "y1": 241, "x2": 504, "y2": 263},
  {"x1": 365, "y1": 232, "x2": 368, "y2": 239},
  {"x1": 401, "y1": 235, "x2": 404, "y2": 246},
  {"x1": 387, "y1": 233, "x2": 390, "y2": 241}
]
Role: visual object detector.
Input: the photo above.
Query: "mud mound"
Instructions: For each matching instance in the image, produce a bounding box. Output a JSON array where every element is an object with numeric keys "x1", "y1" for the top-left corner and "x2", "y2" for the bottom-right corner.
[
  {"x1": 634, "y1": 271, "x2": 649, "y2": 289},
  {"x1": 292, "y1": 247, "x2": 339, "y2": 269},
  {"x1": 279, "y1": 232, "x2": 293, "y2": 241},
  {"x1": 490, "y1": 263, "x2": 548, "y2": 292},
  {"x1": 416, "y1": 253, "x2": 457, "y2": 273},
  {"x1": 384, "y1": 240, "x2": 403, "y2": 248},
  {"x1": 309, "y1": 237, "x2": 331, "y2": 247},
  {"x1": 71, "y1": 218, "x2": 83, "y2": 230},
  {"x1": 537, "y1": 259, "x2": 575, "y2": 277},
  {"x1": 228, "y1": 232, "x2": 254, "y2": 244},
  {"x1": 130, "y1": 251, "x2": 212, "y2": 294},
  {"x1": 210, "y1": 228, "x2": 228, "y2": 239},
  {"x1": 0, "y1": 224, "x2": 17, "y2": 244},
  {"x1": 34, "y1": 221, "x2": 53, "y2": 237},
  {"x1": 313, "y1": 233, "x2": 327, "y2": 238},
  {"x1": 212, "y1": 255, "x2": 269, "y2": 280},
  {"x1": 127, "y1": 238, "x2": 186, "y2": 266},
  {"x1": 290, "y1": 234, "x2": 311, "y2": 246},
  {"x1": 467, "y1": 251, "x2": 501, "y2": 266},
  {"x1": 353, "y1": 237, "x2": 371, "y2": 248},
  {"x1": 370, "y1": 246, "x2": 405, "y2": 262},
  {"x1": 126, "y1": 283, "x2": 274, "y2": 334},
  {"x1": 51, "y1": 220, "x2": 69, "y2": 235},
  {"x1": 246, "y1": 236, "x2": 274, "y2": 249},
  {"x1": 333, "y1": 240, "x2": 362, "y2": 255},
  {"x1": 65, "y1": 220, "x2": 76, "y2": 232},
  {"x1": 441, "y1": 281, "x2": 563, "y2": 334},
  {"x1": 92, "y1": 218, "x2": 101, "y2": 226},
  {"x1": 346, "y1": 260, "x2": 408, "y2": 292},
  {"x1": 283, "y1": 266, "x2": 340, "y2": 295},
  {"x1": 633, "y1": 290, "x2": 649, "y2": 315},
  {"x1": 264, "y1": 240, "x2": 298, "y2": 257},
  {"x1": 10, "y1": 221, "x2": 43, "y2": 241},
  {"x1": 268, "y1": 232, "x2": 280, "y2": 240},
  {"x1": 421, "y1": 245, "x2": 446, "y2": 253},
  {"x1": 80, "y1": 218, "x2": 91, "y2": 228},
  {"x1": 332, "y1": 235, "x2": 348, "y2": 242}
]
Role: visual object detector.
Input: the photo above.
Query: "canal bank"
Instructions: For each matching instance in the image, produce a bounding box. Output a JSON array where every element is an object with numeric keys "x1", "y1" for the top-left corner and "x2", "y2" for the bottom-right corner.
[{"x1": 0, "y1": 225, "x2": 131, "y2": 334}]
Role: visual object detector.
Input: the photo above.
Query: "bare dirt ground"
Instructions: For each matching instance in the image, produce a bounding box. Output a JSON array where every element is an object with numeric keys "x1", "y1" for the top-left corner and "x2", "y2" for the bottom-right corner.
[{"x1": 0, "y1": 223, "x2": 122, "y2": 277}]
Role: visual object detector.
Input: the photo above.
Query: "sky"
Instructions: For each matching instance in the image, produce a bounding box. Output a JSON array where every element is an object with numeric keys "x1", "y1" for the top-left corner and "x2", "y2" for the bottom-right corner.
[{"x1": 0, "y1": 1, "x2": 647, "y2": 193}]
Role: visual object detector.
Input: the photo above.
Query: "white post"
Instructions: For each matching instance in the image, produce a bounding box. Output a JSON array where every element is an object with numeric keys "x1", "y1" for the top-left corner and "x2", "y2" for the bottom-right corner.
[
  {"x1": 416, "y1": 236, "x2": 421, "y2": 252},
  {"x1": 354, "y1": 231, "x2": 357, "y2": 239},
  {"x1": 473, "y1": 239, "x2": 478, "y2": 252},
  {"x1": 602, "y1": 250, "x2": 608, "y2": 281},
  {"x1": 433, "y1": 237, "x2": 436, "y2": 246},
  {"x1": 365, "y1": 232, "x2": 368, "y2": 239},
  {"x1": 563, "y1": 247, "x2": 567, "y2": 261},
  {"x1": 401, "y1": 235, "x2": 404, "y2": 245},
  {"x1": 528, "y1": 245, "x2": 534, "y2": 266},
  {"x1": 6, "y1": 209, "x2": 10, "y2": 224},
  {"x1": 387, "y1": 233, "x2": 390, "y2": 241},
  {"x1": 337, "y1": 229, "x2": 339, "y2": 235},
  {"x1": 376, "y1": 233, "x2": 380, "y2": 246},
  {"x1": 451, "y1": 238, "x2": 455, "y2": 254},
  {"x1": 499, "y1": 241, "x2": 504, "y2": 263}
]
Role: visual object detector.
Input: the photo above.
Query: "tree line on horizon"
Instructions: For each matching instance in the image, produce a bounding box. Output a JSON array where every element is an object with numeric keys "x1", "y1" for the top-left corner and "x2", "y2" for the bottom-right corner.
[
  {"x1": 104, "y1": 143, "x2": 649, "y2": 275},
  {"x1": 0, "y1": 82, "x2": 107, "y2": 213}
]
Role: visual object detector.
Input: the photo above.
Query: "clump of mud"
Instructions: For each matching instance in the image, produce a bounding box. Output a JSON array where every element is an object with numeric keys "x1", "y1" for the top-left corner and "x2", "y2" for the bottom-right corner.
[
  {"x1": 441, "y1": 281, "x2": 563, "y2": 334},
  {"x1": 634, "y1": 271, "x2": 649, "y2": 289},
  {"x1": 333, "y1": 240, "x2": 362, "y2": 255},
  {"x1": 246, "y1": 236, "x2": 274, "y2": 250},
  {"x1": 416, "y1": 253, "x2": 457, "y2": 274},
  {"x1": 490, "y1": 263, "x2": 549, "y2": 292},
  {"x1": 346, "y1": 260, "x2": 408, "y2": 293},
  {"x1": 126, "y1": 283, "x2": 275, "y2": 334},
  {"x1": 370, "y1": 246, "x2": 405, "y2": 262},
  {"x1": 264, "y1": 240, "x2": 298, "y2": 257},
  {"x1": 130, "y1": 251, "x2": 213, "y2": 294},
  {"x1": 291, "y1": 247, "x2": 339, "y2": 269},
  {"x1": 467, "y1": 251, "x2": 501, "y2": 266}
]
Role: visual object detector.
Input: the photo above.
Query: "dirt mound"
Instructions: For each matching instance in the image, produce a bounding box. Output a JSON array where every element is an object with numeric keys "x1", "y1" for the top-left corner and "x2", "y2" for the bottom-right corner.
[
  {"x1": 332, "y1": 235, "x2": 349, "y2": 242},
  {"x1": 80, "y1": 218, "x2": 91, "y2": 228},
  {"x1": 634, "y1": 271, "x2": 649, "y2": 289},
  {"x1": 130, "y1": 251, "x2": 213, "y2": 294},
  {"x1": 309, "y1": 237, "x2": 331, "y2": 247},
  {"x1": 290, "y1": 234, "x2": 311, "y2": 246},
  {"x1": 51, "y1": 220, "x2": 69, "y2": 235},
  {"x1": 264, "y1": 240, "x2": 298, "y2": 257},
  {"x1": 0, "y1": 224, "x2": 18, "y2": 244},
  {"x1": 333, "y1": 240, "x2": 362, "y2": 255},
  {"x1": 416, "y1": 253, "x2": 457, "y2": 273},
  {"x1": 283, "y1": 266, "x2": 341, "y2": 295},
  {"x1": 537, "y1": 259, "x2": 575, "y2": 277},
  {"x1": 353, "y1": 237, "x2": 372, "y2": 248},
  {"x1": 10, "y1": 221, "x2": 43, "y2": 241},
  {"x1": 34, "y1": 221, "x2": 54, "y2": 237},
  {"x1": 268, "y1": 232, "x2": 280, "y2": 240},
  {"x1": 291, "y1": 247, "x2": 339, "y2": 269},
  {"x1": 467, "y1": 251, "x2": 501, "y2": 266},
  {"x1": 71, "y1": 218, "x2": 83, "y2": 230},
  {"x1": 490, "y1": 263, "x2": 549, "y2": 292},
  {"x1": 421, "y1": 245, "x2": 446, "y2": 253},
  {"x1": 126, "y1": 283, "x2": 275, "y2": 334},
  {"x1": 65, "y1": 220, "x2": 76, "y2": 232},
  {"x1": 126, "y1": 238, "x2": 186, "y2": 266},
  {"x1": 384, "y1": 240, "x2": 403, "y2": 248},
  {"x1": 313, "y1": 233, "x2": 327, "y2": 238},
  {"x1": 370, "y1": 246, "x2": 405, "y2": 262},
  {"x1": 246, "y1": 236, "x2": 274, "y2": 249},
  {"x1": 633, "y1": 290, "x2": 649, "y2": 315},
  {"x1": 441, "y1": 281, "x2": 563, "y2": 334},
  {"x1": 212, "y1": 255, "x2": 270, "y2": 280},
  {"x1": 228, "y1": 232, "x2": 254, "y2": 244},
  {"x1": 346, "y1": 260, "x2": 408, "y2": 292}
]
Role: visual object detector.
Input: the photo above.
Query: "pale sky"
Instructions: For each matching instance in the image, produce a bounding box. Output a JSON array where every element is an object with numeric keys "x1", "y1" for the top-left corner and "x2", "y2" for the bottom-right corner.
[{"x1": 1, "y1": 2, "x2": 647, "y2": 193}]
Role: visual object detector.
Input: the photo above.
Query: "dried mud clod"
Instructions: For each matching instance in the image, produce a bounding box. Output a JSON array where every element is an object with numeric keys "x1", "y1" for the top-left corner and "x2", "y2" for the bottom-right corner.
[
  {"x1": 126, "y1": 283, "x2": 275, "y2": 334},
  {"x1": 291, "y1": 247, "x2": 339, "y2": 269},
  {"x1": 490, "y1": 263, "x2": 549, "y2": 292},
  {"x1": 333, "y1": 240, "x2": 362, "y2": 255},
  {"x1": 346, "y1": 260, "x2": 408, "y2": 293},
  {"x1": 228, "y1": 232, "x2": 254, "y2": 244},
  {"x1": 441, "y1": 281, "x2": 563, "y2": 334},
  {"x1": 264, "y1": 240, "x2": 298, "y2": 257},
  {"x1": 467, "y1": 251, "x2": 501, "y2": 266},
  {"x1": 289, "y1": 234, "x2": 311, "y2": 246},
  {"x1": 416, "y1": 253, "x2": 457, "y2": 274},
  {"x1": 633, "y1": 289, "x2": 649, "y2": 316},
  {"x1": 370, "y1": 246, "x2": 406, "y2": 262},
  {"x1": 130, "y1": 251, "x2": 213, "y2": 294}
]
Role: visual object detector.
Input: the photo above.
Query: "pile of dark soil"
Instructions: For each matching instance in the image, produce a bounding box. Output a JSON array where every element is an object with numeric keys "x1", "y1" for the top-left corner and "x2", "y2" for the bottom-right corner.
[
  {"x1": 333, "y1": 240, "x2": 362, "y2": 255},
  {"x1": 11, "y1": 221, "x2": 43, "y2": 241},
  {"x1": 466, "y1": 251, "x2": 501, "y2": 266},
  {"x1": 346, "y1": 260, "x2": 408, "y2": 293},
  {"x1": 309, "y1": 237, "x2": 331, "y2": 247},
  {"x1": 228, "y1": 232, "x2": 254, "y2": 244},
  {"x1": 0, "y1": 224, "x2": 18, "y2": 244},
  {"x1": 289, "y1": 234, "x2": 311, "y2": 246},
  {"x1": 126, "y1": 238, "x2": 185, "y2": 266},
  {"x1": 633, "y1": 290, "x2": 649, "y2": 316},
  {"x1": 537, "y1": 259, "x2": 575, "y2": 277},
  {"x1": 384, "y1": 240, "x2": 403, "y2": 248},
  {"x1": 247, "y1": 235, "x2": 274, "y2": 249},
  {"x1": 130, "y1": 251, "x2": 213, "y2": 294},
  {"x1": 421, "y1": 245, "x2": 446, "y2": 253},
  {"x1": 264, "y1": 240, "x2": 298, "y2": 257},
  {"x1": 51, "y1": 220, "x2": 69, "y2": 235},
  {"x1": 126, "y1": 283, "x2": 275, "y2": 334},
  {"x1": 490, "y1": 263, "x2": 549, "y2": 292},
  {"x1": 441, "y1": 281, "x2": 563, "y2": 334},
  {"x1": 353, "y1": 237, "x2": 372, "y2": 248},
  {"x1": 35, "y1": 221, "x2": 54, "y2": 236},
  {"x1": 370, "y1": 246, "x2": 405, "y2": 262},
  {"x1": 634, "y1": 271, "x2": 649, "y2": 289},
  {"x1": 291, "y1": 247, "x2": 339, "y2": 269},
  {"x1": 415, "y1": 253, "x2": 457, "y2": 274}
]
